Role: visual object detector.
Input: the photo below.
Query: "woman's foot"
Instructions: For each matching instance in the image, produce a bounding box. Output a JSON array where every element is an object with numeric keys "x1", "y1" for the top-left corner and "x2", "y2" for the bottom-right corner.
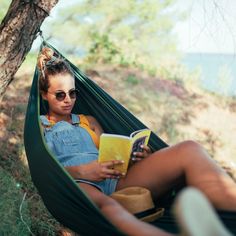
[{"x1": 173, "y1": 187, "x2": 233, "y2": 236}]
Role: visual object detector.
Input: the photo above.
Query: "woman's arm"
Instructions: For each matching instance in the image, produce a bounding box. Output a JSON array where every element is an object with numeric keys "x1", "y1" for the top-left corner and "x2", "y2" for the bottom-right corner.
[
  {"x1": 65, "y1": 160, "x2": 124, "y2": 182},
  {"x1": 66, "y1": 116, "x2": 124, "y2": 181}
]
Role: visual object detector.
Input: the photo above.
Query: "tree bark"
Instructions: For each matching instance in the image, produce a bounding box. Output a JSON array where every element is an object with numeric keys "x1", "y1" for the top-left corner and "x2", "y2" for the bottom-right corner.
[{"x1": 0, "y1": 0, "x2": 59, "y2": 101}]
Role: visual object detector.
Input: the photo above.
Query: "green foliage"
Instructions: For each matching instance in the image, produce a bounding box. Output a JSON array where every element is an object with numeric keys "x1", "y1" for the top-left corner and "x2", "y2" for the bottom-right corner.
[
  {"x1": 86, "y1": 33, "x2": 121, "y2": 63},
  {"x1": 0, "y1": 0, "x2": 11, "y2": 22},
  {"x1": 125, "y1": 74, "x2": 139, "y2": 85},
  {"x1": 46, "y1": 0, "x2": 185, "y2": 67},
  {"x1": 147, "y1": 67, "x2": 157, "y2": 77}
]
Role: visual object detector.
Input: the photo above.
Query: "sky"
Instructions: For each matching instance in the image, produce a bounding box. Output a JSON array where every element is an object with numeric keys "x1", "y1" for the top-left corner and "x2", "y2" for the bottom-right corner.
[
  {"x1": 174, "y1": 0, "x2": 236, "y2": 54},
  {"x1": 35, "y1": 0, "x2": 236, "y2": 55}
]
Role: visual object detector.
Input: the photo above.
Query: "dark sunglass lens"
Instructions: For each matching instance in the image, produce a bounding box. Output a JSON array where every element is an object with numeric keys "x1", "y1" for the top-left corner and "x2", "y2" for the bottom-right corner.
[
  {"x1": 69, "y1": 89, "x2": 77, "y2": 99},
  {"x1": 55, "y1": 92, "x2": 66, "y2": 101}
]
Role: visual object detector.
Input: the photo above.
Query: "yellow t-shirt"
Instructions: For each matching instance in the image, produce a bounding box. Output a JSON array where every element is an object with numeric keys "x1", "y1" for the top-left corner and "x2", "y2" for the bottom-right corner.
[{"x1": 78, "y1": 114, "x2": 100, "y2": 149}]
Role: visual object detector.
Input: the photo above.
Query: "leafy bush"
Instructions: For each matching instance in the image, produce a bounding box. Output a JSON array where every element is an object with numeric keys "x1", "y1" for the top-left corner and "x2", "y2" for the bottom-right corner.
[
  {"x1": 86, "y1": 33, "x2": 122, "y2": 64},
  {"x1": 125, "y1": 74, "x2": 139, "y2": 85}
]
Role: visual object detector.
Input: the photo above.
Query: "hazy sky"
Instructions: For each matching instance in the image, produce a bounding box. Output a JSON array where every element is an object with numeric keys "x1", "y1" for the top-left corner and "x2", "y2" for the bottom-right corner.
[
  {"x1": 174, "y1": 0, "x2": 236, "y2": 54},
  {"x1": 39, "y1": 0, "x2": 236, "y2": 54}
]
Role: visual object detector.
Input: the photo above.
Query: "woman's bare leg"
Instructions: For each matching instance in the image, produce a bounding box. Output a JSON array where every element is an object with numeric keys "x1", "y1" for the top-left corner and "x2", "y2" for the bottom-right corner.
[
  {"x1": 79, "y1": 183, "x2": 173, "y2": 236},
  {"x1": 116, "y1": 140, "x2": 236, "y2": 211}
]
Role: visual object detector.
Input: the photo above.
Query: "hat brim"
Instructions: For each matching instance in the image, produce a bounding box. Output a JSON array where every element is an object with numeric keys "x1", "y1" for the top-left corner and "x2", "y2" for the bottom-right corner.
[{"x1": 139, "y1": 208, "x2": 165, "y2": 223}]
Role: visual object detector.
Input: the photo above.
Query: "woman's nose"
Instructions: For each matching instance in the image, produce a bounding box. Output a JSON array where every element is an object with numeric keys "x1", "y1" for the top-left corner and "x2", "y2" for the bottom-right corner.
[{"x1": 64, "y1": 94, "x2": 71, "y2": 102}]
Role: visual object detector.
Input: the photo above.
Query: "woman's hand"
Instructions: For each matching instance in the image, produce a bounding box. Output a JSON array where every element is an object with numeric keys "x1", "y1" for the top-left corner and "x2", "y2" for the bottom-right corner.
[
  {"x1": 68, "y1": 160, "x2": 124, "y2": 182},
  {"x1": 131, "y1": 145, "x2": 152, "y2": 163}
]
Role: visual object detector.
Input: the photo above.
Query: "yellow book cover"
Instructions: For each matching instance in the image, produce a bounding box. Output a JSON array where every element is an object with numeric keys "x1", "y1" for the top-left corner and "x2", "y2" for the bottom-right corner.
[{"x1": 98, "y1": 129, "x2": 151, "y2": 174}]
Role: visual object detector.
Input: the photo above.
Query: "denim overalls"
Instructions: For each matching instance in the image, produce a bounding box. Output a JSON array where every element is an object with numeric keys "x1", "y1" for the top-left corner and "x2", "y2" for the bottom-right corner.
[{"x1": 40, "y1": 114, "x2": 118, "y2": 195}]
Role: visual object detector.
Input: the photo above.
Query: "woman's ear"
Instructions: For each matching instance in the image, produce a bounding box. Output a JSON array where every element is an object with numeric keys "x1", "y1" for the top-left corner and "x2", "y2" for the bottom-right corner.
[{"x1": 41, "y1": 91, "x2": 48, "y2": 101}]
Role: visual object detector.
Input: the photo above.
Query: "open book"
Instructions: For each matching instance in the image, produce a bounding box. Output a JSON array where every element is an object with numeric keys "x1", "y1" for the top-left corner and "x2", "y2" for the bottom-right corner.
[{"x1": 98, "y1": 129, "x2": 151, "y2": 174}]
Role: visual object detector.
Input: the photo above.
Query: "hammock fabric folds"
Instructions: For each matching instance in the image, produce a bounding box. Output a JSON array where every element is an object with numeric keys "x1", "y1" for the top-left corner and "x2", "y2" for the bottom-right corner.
[
  {"x1": 24, "y1": 42, "x2": 168, "y2": 235},
  {"x1": 24, "y1": 42, "x2": 236, "y2": 235}
]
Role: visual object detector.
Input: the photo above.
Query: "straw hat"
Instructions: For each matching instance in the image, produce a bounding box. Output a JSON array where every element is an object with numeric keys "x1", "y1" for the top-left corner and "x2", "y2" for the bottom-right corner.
[{"x1": 111, "y1": 186, "x2": 164, "y2": 222}]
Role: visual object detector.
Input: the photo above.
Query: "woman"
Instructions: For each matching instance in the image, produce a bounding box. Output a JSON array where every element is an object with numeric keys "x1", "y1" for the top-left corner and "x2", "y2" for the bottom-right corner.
[{"x1": 38, "y1": 47, "x2": 236, "y2": 236}]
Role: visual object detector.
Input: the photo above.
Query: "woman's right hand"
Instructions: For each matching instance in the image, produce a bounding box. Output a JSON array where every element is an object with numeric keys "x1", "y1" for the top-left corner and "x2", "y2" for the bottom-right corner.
[{"x1": 79, "y1": 160, "x2": 124, "y2": 182}]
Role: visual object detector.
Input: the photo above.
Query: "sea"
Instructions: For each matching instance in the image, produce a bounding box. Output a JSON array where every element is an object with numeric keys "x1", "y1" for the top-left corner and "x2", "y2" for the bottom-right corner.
[{"x1": 182, "y1": 53, "x2": 236, "y2": 97}]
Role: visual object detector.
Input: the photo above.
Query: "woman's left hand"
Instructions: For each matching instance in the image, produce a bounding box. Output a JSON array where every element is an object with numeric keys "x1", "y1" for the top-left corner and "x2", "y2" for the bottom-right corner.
[{"x1": 131, "y1": 145, "x2": 152, "y2": 162}]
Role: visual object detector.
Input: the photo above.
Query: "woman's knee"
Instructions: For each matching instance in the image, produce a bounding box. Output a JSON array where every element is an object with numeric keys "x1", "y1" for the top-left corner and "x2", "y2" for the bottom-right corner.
[
  {"x1": 177, "y1": 140, "x2": 205, "y2": 154},
  {"x1": 175, "y1": 140, "x2": 209, "y2": 165}
]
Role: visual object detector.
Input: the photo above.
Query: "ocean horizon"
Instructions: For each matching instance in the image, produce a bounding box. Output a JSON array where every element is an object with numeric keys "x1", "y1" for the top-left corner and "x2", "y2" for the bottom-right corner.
[{"x1": 182, "y1": 53, "x2": 236, "y2": 96}]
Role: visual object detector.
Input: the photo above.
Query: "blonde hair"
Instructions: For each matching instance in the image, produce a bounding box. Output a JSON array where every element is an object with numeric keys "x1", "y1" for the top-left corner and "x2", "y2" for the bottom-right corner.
[{"x1": 37, "y1": 47, "x2": 73, "y2": 93}]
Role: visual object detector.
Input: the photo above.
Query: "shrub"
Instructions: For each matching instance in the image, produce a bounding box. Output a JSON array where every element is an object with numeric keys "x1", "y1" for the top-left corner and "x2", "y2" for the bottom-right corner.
[{"x1": 125, "y1": 75, "x2": 139, "y2": 85}]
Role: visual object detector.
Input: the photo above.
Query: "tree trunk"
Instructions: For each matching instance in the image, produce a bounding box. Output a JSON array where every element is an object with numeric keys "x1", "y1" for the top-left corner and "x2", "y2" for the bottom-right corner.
[{"x1": 0, "y1": 0, "x2": 58, "y2": 101}]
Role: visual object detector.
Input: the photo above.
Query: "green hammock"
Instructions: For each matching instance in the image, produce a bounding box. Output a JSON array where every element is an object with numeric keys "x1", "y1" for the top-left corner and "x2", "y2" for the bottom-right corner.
[
  {"x1": 24, "y1": 41, "x2": 168, "y2": 235},
  {"x1": 24, "y1": 42, "x2": 236, "y2": 236}
]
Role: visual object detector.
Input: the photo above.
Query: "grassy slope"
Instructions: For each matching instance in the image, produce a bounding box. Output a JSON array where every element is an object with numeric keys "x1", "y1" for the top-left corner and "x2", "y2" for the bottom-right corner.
[{"x1": 0, "y1": 56, "x2": 236, "y2": 234}]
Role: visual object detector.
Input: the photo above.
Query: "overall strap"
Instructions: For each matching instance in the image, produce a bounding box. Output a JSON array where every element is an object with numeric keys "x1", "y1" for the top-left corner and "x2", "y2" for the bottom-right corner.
[
  {"x1": 40, "y1": 115, "x2": 51, "y2": 126},
  {"x1": 71, "y1": 113, "x2": 80, "y2": 125},
  {"x1": 39, "y1": 115, "x2": 52, "y2": 132},
  {"x1": 40, "y1": 114, "x2": 80, "y2": 130}
]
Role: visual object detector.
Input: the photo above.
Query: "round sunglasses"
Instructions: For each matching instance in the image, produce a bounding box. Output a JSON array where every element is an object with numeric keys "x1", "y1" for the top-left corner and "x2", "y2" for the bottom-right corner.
[{"x1": 47, "y1": 89, "x2": 79, "y2": 101}]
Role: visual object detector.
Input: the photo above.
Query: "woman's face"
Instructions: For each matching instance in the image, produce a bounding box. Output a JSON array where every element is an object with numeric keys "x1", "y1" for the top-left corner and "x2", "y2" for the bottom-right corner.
[{"x1": 42, "y1": 73, "x2": 76, "y2": 117}]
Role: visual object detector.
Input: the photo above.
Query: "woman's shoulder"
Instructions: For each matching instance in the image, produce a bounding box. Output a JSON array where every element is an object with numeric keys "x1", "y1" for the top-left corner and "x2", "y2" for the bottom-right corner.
[
  {"x1": 77, "y1": 114, "x2": 88, "y2": 124},
  {"x1": 77, "y1": 114, "x2": 97, "y2": 124},
  {"x1": 77, "y1": 114, "x2": 102, "y2": 132}
]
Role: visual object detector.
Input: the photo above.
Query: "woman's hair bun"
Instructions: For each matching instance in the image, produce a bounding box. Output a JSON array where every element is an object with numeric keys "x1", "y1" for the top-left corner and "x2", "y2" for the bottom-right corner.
[{"x1": 37, "y1": 47, "x2": 54, "y2": 71}]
